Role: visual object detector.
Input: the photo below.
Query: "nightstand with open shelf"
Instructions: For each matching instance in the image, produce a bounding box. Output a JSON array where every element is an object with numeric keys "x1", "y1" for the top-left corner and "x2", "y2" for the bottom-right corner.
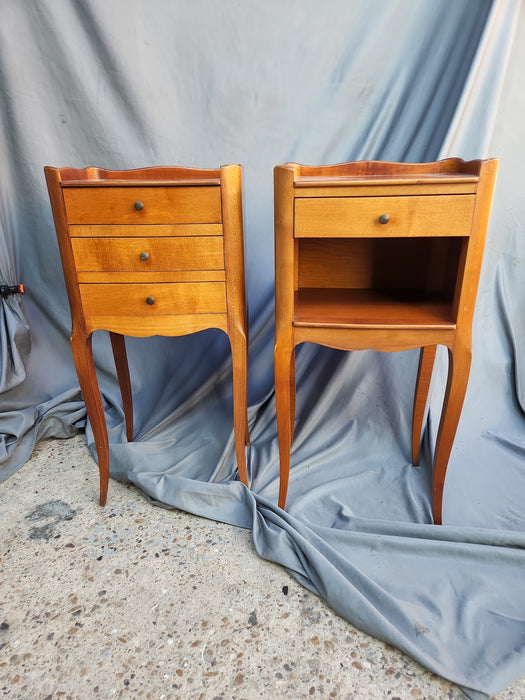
[{"x1": 274, "y1": 158, "x2": 498, "y2": 524}]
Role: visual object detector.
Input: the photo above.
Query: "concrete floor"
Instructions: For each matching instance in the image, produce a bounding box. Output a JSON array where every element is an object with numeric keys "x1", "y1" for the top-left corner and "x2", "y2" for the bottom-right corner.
[{"x1": 1, "y1": 434, "x2": 524, "y2": 700}]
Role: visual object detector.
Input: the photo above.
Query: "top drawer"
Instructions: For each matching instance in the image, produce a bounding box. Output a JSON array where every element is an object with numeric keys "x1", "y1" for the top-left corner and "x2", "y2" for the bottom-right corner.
[
  {"x1": 294, "y1": 194, "x2": 475, "y2": 238},
  {"x1": 63, "y1": 186, "x2": 222, "y2": 225}
]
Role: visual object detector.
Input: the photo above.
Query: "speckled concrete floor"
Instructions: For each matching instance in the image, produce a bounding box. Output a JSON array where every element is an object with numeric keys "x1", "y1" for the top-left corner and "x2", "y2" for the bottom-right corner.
[{"x1": 1, "y1": 435, "x2": 524, "y2": 700}]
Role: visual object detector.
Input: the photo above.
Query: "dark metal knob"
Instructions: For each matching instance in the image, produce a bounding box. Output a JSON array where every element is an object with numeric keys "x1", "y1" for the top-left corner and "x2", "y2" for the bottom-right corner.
[
  {"x1": 378, "y1": 213, "x2": 390, "y2": 224},
  {"x1": 139, "y1": 252, "x2": 150, "y2": 261},
  {"x1": 146, "y1": 296, "x2": 155, "y2": 305},
  {"x1": 134, "y1": 201, "x2": 144, "y2": 211}
]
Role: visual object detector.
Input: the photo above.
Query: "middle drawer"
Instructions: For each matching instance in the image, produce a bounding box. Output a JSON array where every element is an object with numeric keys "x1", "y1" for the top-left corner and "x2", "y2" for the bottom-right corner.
[{"x1": 71, "y1": 236, "x2": 225, "y2": 272}]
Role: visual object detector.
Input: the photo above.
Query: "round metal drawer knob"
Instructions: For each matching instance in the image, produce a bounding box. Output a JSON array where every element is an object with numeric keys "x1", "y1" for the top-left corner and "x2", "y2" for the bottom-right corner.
[
  {"x1": 134, "y1": 201, "x2": 144, "y2": 211},
  {"x1": 378, "y1": 213, "x2": 390, "y2": 224},
  {"x1": 146, "y1": 296, "x2": 155, "y2": 306},
  {"x1": 139, "y1": 251, "x2": 150, "y2": 261}
]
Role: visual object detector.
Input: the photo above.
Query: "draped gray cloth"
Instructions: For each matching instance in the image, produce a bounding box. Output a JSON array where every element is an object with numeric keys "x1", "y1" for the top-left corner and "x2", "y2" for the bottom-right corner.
[{"x1": 1, "y1": 2, "x2": 524, "y2": 697}]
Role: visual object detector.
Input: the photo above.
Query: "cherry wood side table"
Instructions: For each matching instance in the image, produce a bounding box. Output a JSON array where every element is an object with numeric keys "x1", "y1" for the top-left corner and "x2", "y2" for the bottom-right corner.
[
  {"x1": 45, "y1": 165, "x2": 249, "y2": 506},
  {"x1": 274, "y1": 158, "x2": 498, "y2": 524}
]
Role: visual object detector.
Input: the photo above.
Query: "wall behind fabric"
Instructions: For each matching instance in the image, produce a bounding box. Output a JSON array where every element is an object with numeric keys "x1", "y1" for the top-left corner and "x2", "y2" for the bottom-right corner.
[{"x1": 0, "y1": 0, "x2": 498, "y2": 466}]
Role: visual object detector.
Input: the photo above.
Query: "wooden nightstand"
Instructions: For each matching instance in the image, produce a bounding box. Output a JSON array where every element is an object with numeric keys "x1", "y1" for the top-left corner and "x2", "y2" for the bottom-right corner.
[
  {"x1": 274, "y1": 158, "x2": 498, "y2": 524},
  {"x1": 45, "y1": 165, "x2": 249, "y2": 506}
]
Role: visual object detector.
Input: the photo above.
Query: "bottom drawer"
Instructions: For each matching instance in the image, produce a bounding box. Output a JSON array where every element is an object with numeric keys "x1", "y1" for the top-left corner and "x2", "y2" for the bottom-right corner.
[{"x1": 79, "y1": 282, "x2": 227, "y2": 316}]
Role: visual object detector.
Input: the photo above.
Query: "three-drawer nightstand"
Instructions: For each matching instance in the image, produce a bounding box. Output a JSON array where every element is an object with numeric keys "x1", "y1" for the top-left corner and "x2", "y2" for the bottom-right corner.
[
  {"x1": 45, "y1": 165, "x2": 249, "y2": 506},
  {"x1": 274, "y1": 158, "x2": 498, "y2": 524}
]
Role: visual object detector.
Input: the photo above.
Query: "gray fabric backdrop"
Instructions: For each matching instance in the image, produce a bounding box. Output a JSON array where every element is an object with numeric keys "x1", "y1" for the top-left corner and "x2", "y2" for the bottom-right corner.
[{"x1": 1, "y1": 1, "x2": 524, "y2": 697}]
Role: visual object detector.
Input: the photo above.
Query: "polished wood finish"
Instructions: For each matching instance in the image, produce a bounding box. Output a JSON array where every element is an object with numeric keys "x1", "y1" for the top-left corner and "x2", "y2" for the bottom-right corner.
[
  {"x1": 109, "y1": 331, "x2": 133, "y2": 442},
  {"x1": 294, "y1": 194, "x2": 475, "y2": 238},
  {"x1": 412, "y1": 344, "x2": 437, "y2": 467},
  {"x1": 71, "y1": 236, "x2": 225, "y2": 271},
  {"x1": 45, "y1": 165, "x2": 249, "y2": 505},
  {"x1": 63, "y1": 185, "x2": 222, "y2": 224},
  {"x1": 274, "y1": 158, "x2": 498, "y2": 524}
]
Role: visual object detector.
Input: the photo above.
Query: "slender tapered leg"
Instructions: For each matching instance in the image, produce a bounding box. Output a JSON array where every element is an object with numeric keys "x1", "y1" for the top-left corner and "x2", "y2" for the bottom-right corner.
[
  {"x1": 275, "y1": 339, "x2": 295, "y2": 509},
  {"x1": 432, "y1": 342, "x2": 472, "y2": 525},
  {"x1": 229, "y1": 325, "x2": 249, "y2": 487},
  {"x1": 412, "y1": 345, "x2": 437, "y2": 465},
  {"x1": 70, "y1": 331, "x2": 110, "y2": 506},
  {"x1": 109, "y1": 332, "x2": 133, "y2": 442},
  {"x1": 290, "y1": 350, "x2": 296, "y2": 443},
  {"x1": 244, "y1": 315, "x2": 250, "y2": 446}
]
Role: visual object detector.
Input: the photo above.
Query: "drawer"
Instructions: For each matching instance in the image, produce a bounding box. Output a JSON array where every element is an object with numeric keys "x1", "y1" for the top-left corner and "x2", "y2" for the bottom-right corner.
[
  {"x1": 63, "y1": 186, "x2": 222, "y2": 224},
  {"x1": 71, "y1": 236, "x2": 225, "y2": 272},
  {"x1": 294, "y1": 194, "x2": 475, "y2": 238},
  {"x1": 79, "y1": 282, "x2": 227, "y2": 316}
]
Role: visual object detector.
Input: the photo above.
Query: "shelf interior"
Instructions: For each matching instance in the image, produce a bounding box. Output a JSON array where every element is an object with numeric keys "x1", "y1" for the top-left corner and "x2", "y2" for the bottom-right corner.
[
  {"x1": 294, "y1": 236, "x2": 463, "y2": 329},
  {"x1": 294, "y1": 288, "x2": 456, "y2": 329}
]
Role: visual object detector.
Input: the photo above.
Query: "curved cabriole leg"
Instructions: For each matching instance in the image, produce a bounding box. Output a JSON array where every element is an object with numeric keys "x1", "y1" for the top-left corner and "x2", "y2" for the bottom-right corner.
[
  {"x1": 229, "y1": 325, "x2": 249, "y2": 487},
  {"x1": 70, "y1": 331, "x2": 110, "y2": 506},
  {"x1": 109, "y1": 332, "x2": 133, "y2": 442},
  {"x1": 275, "y1": 340, "x2": 295, "y2": 509},
  {"x1": 432, "y1": 342, "x2": 472, "y2": 525},
  {"x1": 412, "y1": 345, "x2": 437, "y2": 466}
]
